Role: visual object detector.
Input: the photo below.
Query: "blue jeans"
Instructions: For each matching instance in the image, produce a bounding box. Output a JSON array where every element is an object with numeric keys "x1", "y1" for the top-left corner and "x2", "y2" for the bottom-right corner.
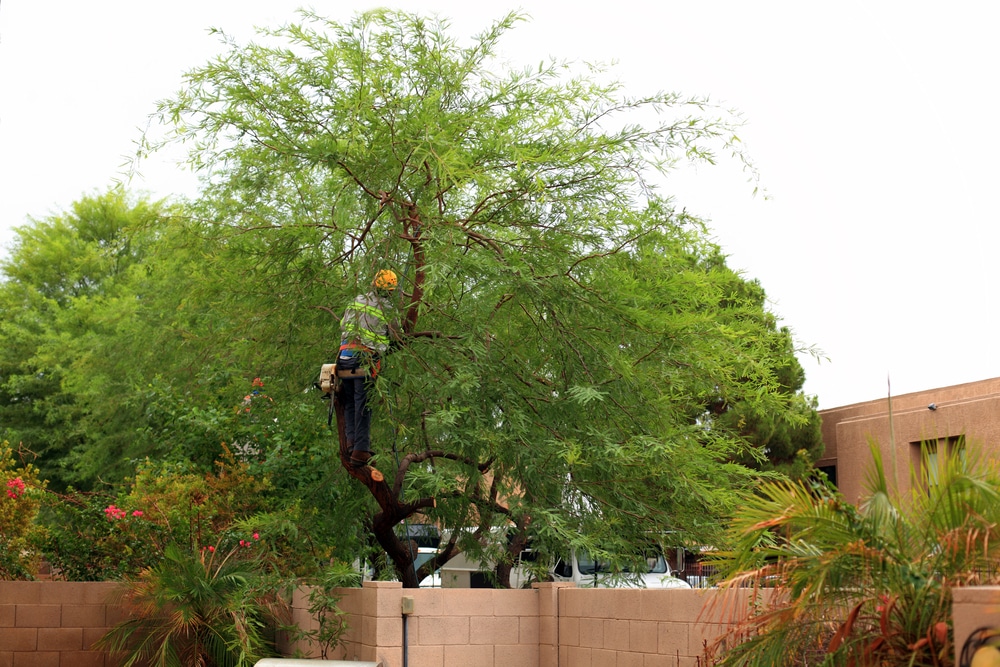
[{"x1": 339, "y1": 356, "x2": 373, "y2": 453}]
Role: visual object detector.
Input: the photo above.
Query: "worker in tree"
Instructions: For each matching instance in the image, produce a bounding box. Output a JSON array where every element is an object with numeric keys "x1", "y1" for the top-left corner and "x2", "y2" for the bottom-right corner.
[{"x1": 338, "y1": 269, "x2": 400, "y2": 468}]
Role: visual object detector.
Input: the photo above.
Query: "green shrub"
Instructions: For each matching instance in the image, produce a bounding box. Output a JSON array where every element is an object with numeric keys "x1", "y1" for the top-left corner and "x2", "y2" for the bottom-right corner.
[
  {"x1": 283, "y1": 562, "x2": 360, "y2": 658},
  {"x1": 125, "y1": 452, "x2": 272, "y2": 554},
  {"x1": 0, "y1": 441, "x2": 46, "y2": 579}
]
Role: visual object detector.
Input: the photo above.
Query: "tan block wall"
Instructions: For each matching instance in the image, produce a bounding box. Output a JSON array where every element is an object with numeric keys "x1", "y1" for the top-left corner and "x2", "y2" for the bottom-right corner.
[
  {"x1": 556, "y1": 588, "x2": 761, "y2": 667},
  {"x1": 14, "y1": 580, "x2": 989, "y2": 667},
  {"x1": 0, "y1": 581, "x2": 119, "y2": 667},
  {"x1": 282, "y1": 581, "x2": 542, "y2": 667},
  {"x1": 281, "y1": 582, "x2": 764, "y2": 667},
  {"x1": 952, "y1": 587, "x2": 1000, "y2": 667}
]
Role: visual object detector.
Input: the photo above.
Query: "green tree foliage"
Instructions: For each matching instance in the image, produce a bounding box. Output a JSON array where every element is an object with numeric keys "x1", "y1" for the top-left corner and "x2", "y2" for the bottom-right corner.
[
  {"x1": 0, "y1": 189, "x2": 174, "y2": 487},
  {"x1": 0, "y1": 188, "x2": 359, "y2": 578},
  {"x1": 706, "y1": 268, "x2": 824, "y2": 478},
  {"x1": 139, "y1": 9, "x2": 822, "y2": 586},
  {"x1": 704, "y1": 442, "x2": 1000, "y2": 667}
]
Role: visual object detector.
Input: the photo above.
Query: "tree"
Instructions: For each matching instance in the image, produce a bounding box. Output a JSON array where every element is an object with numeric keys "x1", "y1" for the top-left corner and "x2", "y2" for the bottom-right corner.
[
  {"x1": 0, "y1": 190, "x2": 171, "y2": 488},
  {"x1": 704, "y1": 266, "x2": 824, "y2": 478},
  {"x1": 0, "y1": 189, "x2": 365, "y2": 573},
  {"x1": 138, "y1": 9, "x2": 816, "y2": 586}
]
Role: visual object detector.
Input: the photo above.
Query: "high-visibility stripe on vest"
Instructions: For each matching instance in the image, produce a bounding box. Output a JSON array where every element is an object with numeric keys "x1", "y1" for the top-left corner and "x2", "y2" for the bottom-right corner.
[{"x1": 340, "y1": 292, "x2": 393, "y2": 354}]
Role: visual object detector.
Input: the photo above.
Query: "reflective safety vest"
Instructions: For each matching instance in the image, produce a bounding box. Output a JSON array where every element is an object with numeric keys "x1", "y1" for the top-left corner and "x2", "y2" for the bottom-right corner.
[{"x1": 340, "y1": 292, "x2": 393, "y2": 355}]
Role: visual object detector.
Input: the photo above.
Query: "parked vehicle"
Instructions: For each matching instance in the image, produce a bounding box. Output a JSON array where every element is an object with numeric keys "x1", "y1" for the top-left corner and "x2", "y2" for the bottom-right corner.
[
  {"x1": 421, "y1": 546, "x2": 691, "y2": 589},
  {"x1": 512, "y1": 548, "x2": 691, "y2": 589}
]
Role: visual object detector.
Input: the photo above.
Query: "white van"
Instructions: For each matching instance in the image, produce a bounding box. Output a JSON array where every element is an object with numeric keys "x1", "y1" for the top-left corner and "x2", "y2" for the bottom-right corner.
[{"x1": 511, "y1": 548, "x2": 691, "y2": 589}]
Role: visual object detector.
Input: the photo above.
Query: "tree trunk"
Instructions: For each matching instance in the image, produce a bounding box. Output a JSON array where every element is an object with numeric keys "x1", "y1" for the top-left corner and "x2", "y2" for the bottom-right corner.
[
  {"x1": 332, "y1": 383, "x2": 423, "y2": 587},
  {"x1": 493, "y1": 526, "x2": 529, "y2": 589}
]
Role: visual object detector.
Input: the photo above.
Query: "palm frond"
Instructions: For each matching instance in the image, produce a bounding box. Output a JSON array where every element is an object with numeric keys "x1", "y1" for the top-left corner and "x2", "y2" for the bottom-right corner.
[{"x1": 710, "y1": 438, "x2": 1000, "y2": 667}]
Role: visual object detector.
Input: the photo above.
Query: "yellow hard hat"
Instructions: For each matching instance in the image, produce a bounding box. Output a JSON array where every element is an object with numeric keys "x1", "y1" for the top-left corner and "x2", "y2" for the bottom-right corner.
[{"x1": 373, "y1": 269, "x2": 397, "y2": 291}]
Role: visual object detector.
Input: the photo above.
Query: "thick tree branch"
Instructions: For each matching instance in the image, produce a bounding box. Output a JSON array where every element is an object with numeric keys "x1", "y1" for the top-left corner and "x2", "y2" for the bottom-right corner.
[
  {"x1": 402, "y1": 204, "x2": 425, "y2": 335},
  {"x1": 393, "y1": 450, "x2": 494, "y2": 498}
]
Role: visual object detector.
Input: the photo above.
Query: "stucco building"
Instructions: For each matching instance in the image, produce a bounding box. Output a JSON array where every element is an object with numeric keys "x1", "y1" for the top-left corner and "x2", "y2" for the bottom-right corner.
[{"x1": 817, "y1": 377, "x2": 1000, "y2": 503}]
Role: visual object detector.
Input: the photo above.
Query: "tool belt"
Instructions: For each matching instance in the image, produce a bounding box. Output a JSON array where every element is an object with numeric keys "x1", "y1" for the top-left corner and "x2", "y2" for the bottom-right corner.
[{"x1": 336, "y1": 364, "x2": 369, "y2": 379}]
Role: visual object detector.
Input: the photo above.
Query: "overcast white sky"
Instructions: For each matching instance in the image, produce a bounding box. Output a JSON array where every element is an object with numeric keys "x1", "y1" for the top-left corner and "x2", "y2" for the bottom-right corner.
[{"x1": 1, "y1": 1, "x2": 998, "y2": 410}]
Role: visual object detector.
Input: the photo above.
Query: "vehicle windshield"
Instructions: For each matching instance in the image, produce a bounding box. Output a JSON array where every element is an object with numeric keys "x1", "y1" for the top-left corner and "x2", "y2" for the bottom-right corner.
[
  {"x1": 576, "y1": 551, "x2": 604, "y2": 576},
  {"x1": 637, "y1": 554, "x2": 668, "y2": 574},
  {"x1": 577, "y1": 550, "x2": 668, "y2": 575}
]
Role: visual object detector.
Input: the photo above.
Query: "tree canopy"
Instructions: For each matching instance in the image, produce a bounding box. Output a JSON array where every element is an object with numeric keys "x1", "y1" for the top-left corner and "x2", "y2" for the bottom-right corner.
[{"x1": 0, "y1": 10, "x2": 822, "y2": 586}]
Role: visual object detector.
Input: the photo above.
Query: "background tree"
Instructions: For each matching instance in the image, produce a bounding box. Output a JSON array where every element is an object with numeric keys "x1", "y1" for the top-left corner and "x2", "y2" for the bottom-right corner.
[
  {"x1": 0, "y1": 190, "x2": 169, "y2": 488},
  {"x1": 705, "y1": 266, "x2": 824, "y2": 478},
  {"x1": 0, "y1": 188, "x2": 364, "y2": 572},
  {"x1": 144, "y1": 9, "x2": 821, "y2": 587}
]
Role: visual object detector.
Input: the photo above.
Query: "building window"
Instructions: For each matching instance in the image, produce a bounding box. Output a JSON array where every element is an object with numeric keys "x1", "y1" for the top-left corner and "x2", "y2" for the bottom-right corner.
[{"x1": 911, "y1": 435, "x2": 965, "y2": 487}]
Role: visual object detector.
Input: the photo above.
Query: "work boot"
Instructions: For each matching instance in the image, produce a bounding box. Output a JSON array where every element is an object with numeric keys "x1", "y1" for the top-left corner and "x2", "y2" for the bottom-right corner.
[{"x1": 350, "y1": 450, "x2": 372, "y2": 468}]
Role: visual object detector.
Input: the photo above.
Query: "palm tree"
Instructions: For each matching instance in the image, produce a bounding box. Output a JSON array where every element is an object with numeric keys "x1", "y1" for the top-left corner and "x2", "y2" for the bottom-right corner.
[
  {"x1": 97, "y1": 542, "x2": 290, "y2": 667},
  {"x1": 707, "y1": 441, "x2": 1000, "y2": 667}
]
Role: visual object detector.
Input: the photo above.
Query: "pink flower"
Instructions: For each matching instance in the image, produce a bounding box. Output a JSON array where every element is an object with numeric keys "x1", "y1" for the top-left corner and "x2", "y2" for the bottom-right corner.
[
  {"x1": 252, "y1": 532, "x2": 259, "y2": 540},
  {"x1": 6, "y1": 477, "x2": 25, "y2": 499},
  {"x1": 132, "y1": 510, "x2": 144, "y2": 517},
  {"x1": 239, "y1": 540, "x2": 246, "y2": 547},
  {"x1": 208, "y1": 546, "x2": 215, "y2": 553},
  {"x1": 103, "y1": 504, "x2": 127, "y2": 521}
]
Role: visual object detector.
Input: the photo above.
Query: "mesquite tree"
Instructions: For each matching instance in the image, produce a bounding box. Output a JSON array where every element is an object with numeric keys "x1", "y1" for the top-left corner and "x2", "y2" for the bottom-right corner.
[{"x1": 152, "y1": 9, "x2": 818, "y2": 586}]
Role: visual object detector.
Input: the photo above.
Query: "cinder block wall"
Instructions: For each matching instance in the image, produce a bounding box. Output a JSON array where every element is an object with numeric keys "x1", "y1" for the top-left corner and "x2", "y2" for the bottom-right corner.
[
  {"x1": 281, "y1": 581, "x2": 543, "y2": 667},
  {"x1": 558, "y1": 587, "x2": 742, "y2": 667},
  {"x1": 0, "y1": 581, "x2": 121, "y2": 667},
  {"x1": 1, "y1": 580, "x2": 762, "y2": 667},
  {"x1": 282, "y1": 581, "x2": 762, "y2": 667},
  {"x1": 952, "y1": 587, "x2": 1000, "y2": 667}
]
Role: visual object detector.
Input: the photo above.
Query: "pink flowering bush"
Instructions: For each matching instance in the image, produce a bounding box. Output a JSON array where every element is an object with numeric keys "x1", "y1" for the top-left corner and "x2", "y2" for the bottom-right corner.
[
  {"x1": 41, "y1": 443, "x2": 312, "y2": 580},
  {"x1": 40, "y1": 490, "x2": 166, "y2": 581},
  {"x1": 7, "y1": 477, "x2": 26, "y2": 499},
  {"x1": 103, "y1": 504, "x2": 127, "y2": 521},
  {"x1": 0, "y1": 442, "x2": 45, "y2": 579}
]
